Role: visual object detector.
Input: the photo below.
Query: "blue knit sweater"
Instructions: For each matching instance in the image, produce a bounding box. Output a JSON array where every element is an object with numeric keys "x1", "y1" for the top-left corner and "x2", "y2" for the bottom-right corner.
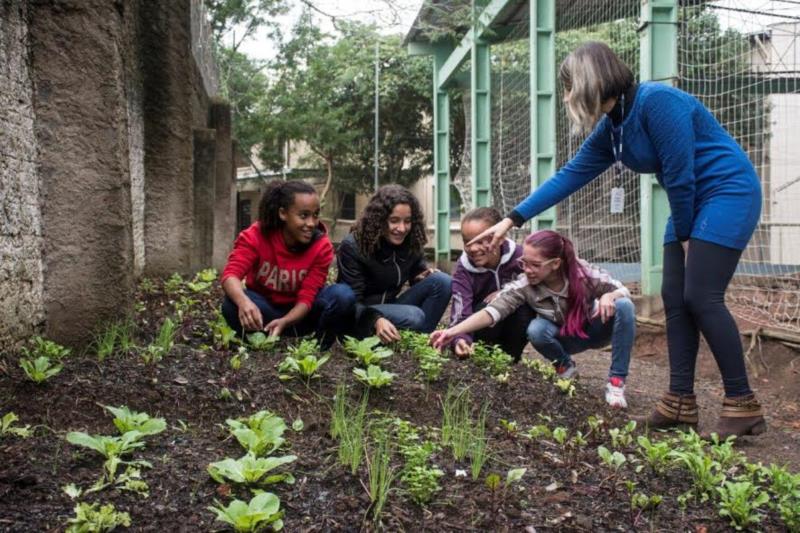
[{"x1": 510, "y1": 82, "x2": 761, "y2": 250}]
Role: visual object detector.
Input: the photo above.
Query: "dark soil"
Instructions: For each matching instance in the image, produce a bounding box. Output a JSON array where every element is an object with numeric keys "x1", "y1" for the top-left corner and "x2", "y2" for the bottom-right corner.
[{"x1": 1, "y1": 279, "x2": 797, "y2": 532}]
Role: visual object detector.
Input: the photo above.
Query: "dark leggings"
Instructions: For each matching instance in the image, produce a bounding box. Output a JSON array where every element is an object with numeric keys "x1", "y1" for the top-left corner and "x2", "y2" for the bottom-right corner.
[
  {"x1": 662, "y1": 239, "x2": 751, "y2": 397},
  {"x1": 474, "y1": 301, "x2": 535, "y2": 362}
]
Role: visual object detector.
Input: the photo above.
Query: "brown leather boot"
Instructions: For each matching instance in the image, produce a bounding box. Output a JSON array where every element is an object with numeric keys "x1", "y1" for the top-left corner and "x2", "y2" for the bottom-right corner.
[
  {"x1": 637, "y1": 392, "x2": 698, "y2": 430},
  {"x1": 705, "y1": 394, "x2": 766, "y2": 439}
]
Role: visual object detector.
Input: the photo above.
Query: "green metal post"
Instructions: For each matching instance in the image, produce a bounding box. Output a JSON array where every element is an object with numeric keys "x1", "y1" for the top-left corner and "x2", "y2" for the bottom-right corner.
[
  {"x1": 639, "y1": 0, "x2": 678, "y2": 295},
  {"x1": 530, "y1": 0, "x2": 556, "y2": 230},
  {"x1": 433, "y1": 46, "x2": 453, "y2": 266},
  {"x1": 471, "y1": 37, "x2": 491, "y2": 208}
]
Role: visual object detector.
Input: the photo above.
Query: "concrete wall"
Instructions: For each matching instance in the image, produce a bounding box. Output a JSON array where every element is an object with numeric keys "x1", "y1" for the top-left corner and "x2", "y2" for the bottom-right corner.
[
  {"x1": 29, "y1": 0, "x2": 138, "y2": 346},
  {"x1": 0, "y1": 1, "x2": 45, "y2": 347},
  {"x1": 0, "y1": 0, "x2": 233, "y2": 348}
]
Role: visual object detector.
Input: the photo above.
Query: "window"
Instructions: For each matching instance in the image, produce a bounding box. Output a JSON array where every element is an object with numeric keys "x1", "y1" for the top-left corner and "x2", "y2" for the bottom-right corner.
[
  {"x1": 340, "y1": 192, "x2": 356, "y2": 220},
  {"x1": 450, "y1": 185, "x2": 463, "y2": 221},
  {"x1": 237, "y1": 197, "x2": 251, "y2": 232}
]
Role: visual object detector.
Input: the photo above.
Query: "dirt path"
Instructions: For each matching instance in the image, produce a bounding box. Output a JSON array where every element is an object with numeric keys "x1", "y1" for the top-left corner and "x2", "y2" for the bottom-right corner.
[{"x1": 561, "y1": 323, "x2": 800, "y2": 469}]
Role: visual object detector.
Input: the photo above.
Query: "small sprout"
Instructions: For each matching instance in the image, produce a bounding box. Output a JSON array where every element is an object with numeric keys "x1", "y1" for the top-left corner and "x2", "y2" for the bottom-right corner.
[
  {"x1": 343, "y1": 336, "x2": 393, "y2": 366},
  {"x1": 208, "y1": 453, "x2": 297, "y2": 486},
  {"x1": 485, "y1": 473, "x2": 501, "y2": 492},
  {"x1": 506, "y1": 467, "x2": 526, "y2": 487},
  {"x1": 62, "y1": 483, "x2": 82, "y2": 500},
  {"x1": 247, "y1": 332, "x2": 279, "y2": 351},
  {"x1": 291, "y1": 418, "x2": 304, "y2": 432},
  {"x1": 1, "y1": 412, "x2": 31, "y2": 439},
  {"x1": 499, "y1": 419, "x2": 518, "y2": 435},
  {"x1": 208, "y1": 492, "x2": 284, "y2": 532},
  {"x1": 598, "y1": 445, "x2": 627, "y2": 471},
  {"x1": 66, "y1": 502, "x2": 131, "y2": 533},
  {"x1": 103, "y1": 405, "x2": 166, "y2": 436},
  {"x1": 554, "y1": 378, "x2": 576, "y2": 397}
]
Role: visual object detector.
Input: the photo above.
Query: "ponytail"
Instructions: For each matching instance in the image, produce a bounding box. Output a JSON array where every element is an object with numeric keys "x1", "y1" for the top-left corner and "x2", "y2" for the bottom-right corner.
[{"x1": 524, "y1": 230, "x2": 590, "y2": 338}]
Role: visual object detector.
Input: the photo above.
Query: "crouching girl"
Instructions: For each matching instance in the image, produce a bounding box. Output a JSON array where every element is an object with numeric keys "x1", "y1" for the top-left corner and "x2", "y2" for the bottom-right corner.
[
  {"x1": 220, "y1": 180, "x2": 355, "y2": 346},
  {"x1": 337, "y1": 184, "x2": 451, "y2": 343},
  {"x1": 432, "y1": 230, "x2": 635, "y2": 408},
  {"x1": 449, "y1": 207, "x2": 534, "y2": 361}
]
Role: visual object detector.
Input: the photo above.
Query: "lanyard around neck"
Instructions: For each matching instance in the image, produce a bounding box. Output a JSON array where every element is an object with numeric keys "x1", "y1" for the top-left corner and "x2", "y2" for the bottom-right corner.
[{"x1": 610, "y1": 93, "x2": 625, "y2": 183}]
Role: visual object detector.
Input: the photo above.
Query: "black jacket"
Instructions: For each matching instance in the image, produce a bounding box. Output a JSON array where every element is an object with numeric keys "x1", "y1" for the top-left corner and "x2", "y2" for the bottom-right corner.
[{"x1": 336, "y1": 233, "x2": 428, "y2": 334}]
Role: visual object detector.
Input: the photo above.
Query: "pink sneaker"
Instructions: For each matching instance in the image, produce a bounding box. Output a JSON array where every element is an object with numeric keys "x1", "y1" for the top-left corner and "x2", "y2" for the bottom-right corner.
[{"x1": 605, "y1": 377, "x2": 627, "y2": 409}]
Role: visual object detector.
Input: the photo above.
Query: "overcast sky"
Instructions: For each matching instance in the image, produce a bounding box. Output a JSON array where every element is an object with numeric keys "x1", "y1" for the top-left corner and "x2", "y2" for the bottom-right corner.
[{"x1": 236, "y1": 0, "x2": 799, "y2": 62}]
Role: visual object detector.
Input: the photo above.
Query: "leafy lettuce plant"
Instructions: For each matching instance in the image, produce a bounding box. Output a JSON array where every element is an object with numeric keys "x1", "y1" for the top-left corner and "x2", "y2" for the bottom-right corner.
[
  {"x1": 187, "y1": 268, "x2": 217, "y2": 292},
  {"x1": 1, "y1": 412, "x2": 31, "y2": 439},
  {"x1": 277, "y1": 353, "x2": 329, "y2": 380},
  {"x1": 226, "y1": 411, "x2": 287, "y2": 456},
  {"x1": 471, "y1": 342, "x2": 513, "y2": 376},
  {"x1": 247, "y1": 332, "x2": 279, "y2": 351},
  {"x1": 66, "y1": 430, "x2": 149, "y2": 481},
  {"x1": 19, "y1": 355, "x2": 63, "y2": 383},
  {"x1": 397, "y1": 330, "x2": 447, "y2": 381},
  {"x1": 343, "y1": 336, "x2": 393, "y2": 366},
  {"x1": 636, "y1": 435, "x2": 672, "y2": 475},
  {"x1": 208, "y1": 453, "x2": 297, "y2": 486},
  {"x1": 66, "y1": 502, "x2": 131, "y2": 533},
  {"x1": 353, "y1": 365, "x2": 396, "y2": 388},
  {"x1": 22, "y1": 336, "x2": 71, "y2": 360},
  {"x1": 208, "y1": 492, "x2": 284, "y2": 532},
  {"x1": 103, "y1": 405, "x2": 166, "y2": 436}
]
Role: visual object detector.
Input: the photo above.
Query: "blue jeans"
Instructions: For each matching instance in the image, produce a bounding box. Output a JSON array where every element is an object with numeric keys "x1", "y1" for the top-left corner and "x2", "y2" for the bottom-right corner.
[
  {"x1": 526, "y1": 297, "x2": 635, "y2": 379},
  {"x1": 222, "y1": 283, "x2": 356, "y2": 343},
  {"x1": 369, "y1": 271, "x2": 452, "y2": 333}
]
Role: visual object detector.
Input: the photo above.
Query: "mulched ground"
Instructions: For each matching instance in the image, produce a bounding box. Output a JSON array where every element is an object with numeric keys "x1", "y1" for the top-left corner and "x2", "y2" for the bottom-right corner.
[{"x1": 0, "y1": 278, "x2": 796, "y2": 532}]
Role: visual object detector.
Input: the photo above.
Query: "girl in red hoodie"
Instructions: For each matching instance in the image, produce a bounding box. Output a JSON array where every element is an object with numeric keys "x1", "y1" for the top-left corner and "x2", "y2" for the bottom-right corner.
[{"x1": 221, "y1": 180, "x2": 355, "y2": 345}]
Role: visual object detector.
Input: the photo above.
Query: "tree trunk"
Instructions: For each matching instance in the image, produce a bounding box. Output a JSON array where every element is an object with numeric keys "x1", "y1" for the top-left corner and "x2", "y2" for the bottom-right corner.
[{"x1": 320, "y1": 156, "x2": 334, "y2": 208}]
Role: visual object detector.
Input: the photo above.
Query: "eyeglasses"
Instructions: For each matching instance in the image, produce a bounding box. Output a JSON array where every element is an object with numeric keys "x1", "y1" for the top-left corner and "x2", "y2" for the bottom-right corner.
[{"x1": 517, "y1": 257, "x2": 558, "y2": 270}]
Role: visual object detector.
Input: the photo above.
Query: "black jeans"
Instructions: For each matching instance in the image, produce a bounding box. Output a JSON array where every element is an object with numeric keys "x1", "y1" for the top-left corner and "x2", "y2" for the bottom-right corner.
[
  {"x1": 474, "y1": 301, "x2": 535, "y2": 362},
  {"x1": 661, "y1": 239, "x2": 751, "y2": 397}
]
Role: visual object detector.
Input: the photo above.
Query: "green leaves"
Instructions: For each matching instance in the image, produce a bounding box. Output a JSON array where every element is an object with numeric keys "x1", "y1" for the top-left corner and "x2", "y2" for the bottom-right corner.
[
  {"x1": 103, "y1": 405, "x2": 166, "y2": 436},
  {"x1": 226, "y1": 411, "x2": 287, "y2": 456},
  {"x1": 18, "y1": 336, "x2": 70, "y2": 383},
  {"x1": 343, "y1": 336, "x2": 393, "y2": 366},
  {"x1": 247, "y1": 332, "x2": 279, "y2": 351},
  {"x1": 278, "y1": 353, "x2": 329, "y2": 380},
  {"x1": 208, "y1": 492, "x2": 284, "y2": 532},
  {"x1": 471, "y1": 342, "x2": 513, "y2": 377},
  {"x1": 208, "y1": 453, "x2": 297, "y2": 485},
  {"x1": 66, "y1": 502, "x2": 131, "y2": 533},
  {"x1": 717, "y1": 480, "x2": 770, "y2": 530},
  {"x1": 1, "y1": 412, "x2": 31, "y2": 439},
  {"x1": 397, "y1": 330, "x2": 447, "y2": 381},
  {"x1": 353, "y1": 365, "x2": 396, "y2": 388},
  {"x1": 597, "y1": 445, "x2": 627, "y2": 471}
]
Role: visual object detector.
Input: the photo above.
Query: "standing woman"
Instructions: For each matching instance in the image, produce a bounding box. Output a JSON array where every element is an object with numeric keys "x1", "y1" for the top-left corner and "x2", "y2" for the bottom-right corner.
[
  {"x1": 472, "y1": 41, "x2": 765, "y2": 437},
  {"x1": 337, "y1": 184, "x2": 452, "y2": 343}
]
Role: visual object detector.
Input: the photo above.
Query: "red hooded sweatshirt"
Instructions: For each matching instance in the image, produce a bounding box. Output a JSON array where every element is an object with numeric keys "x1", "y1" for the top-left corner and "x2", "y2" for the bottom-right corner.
[{"x1": 221, "y1": 222, "x2": 334, "y2": 308}]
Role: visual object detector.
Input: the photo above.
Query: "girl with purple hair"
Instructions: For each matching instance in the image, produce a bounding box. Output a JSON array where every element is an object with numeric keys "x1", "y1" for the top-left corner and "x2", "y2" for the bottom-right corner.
[{"x1": 431, "y1": 230, "x2": 634, "y2": 409}]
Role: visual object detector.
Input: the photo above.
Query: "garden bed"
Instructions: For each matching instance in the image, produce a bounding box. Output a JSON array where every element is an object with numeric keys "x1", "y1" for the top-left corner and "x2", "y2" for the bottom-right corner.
[{"x1": 1, "y1": 275, "x2": 797, "y2": 532}]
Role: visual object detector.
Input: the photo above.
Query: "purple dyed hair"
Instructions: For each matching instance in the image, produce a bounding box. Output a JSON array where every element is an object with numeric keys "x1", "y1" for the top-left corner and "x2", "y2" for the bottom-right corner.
[{"x1": 524, "y1": 230, "x2": 590, "y2": 338}]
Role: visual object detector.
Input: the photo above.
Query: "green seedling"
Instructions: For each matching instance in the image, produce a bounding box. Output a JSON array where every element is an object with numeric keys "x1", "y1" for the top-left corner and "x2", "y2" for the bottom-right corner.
[
  {"x1": 212, "y1": 313, "x2": 238, "y2": 349},
  {"x1": 334, "y1": 391, "x2": 368, "y2": 474},
  {"x1": 471, "y1": 342, "x2": 513, "y2": 376},
  {"x1": 469, "y1": 404, "x2": 489, "y2": 480},
  {"x1": 636, "y1": 435, "x2": 672, "y2": 475},
  {"x1": 164, "y1": 272, "x2": 184, "y2": 294},
  {"x1": 344, "y1": 335, "x2": 393, "y2": 366},
  {"x1": 19, "y1": 356, "x2": 63, "y2": 383},
  {"x1": 367, "y1": 429, "x2": 396, "y2": 522},
  {"x1": 1, "y1": 412, "x2": 31, "y2": 439},
  {"x1": 278, "y1": 353, "x2": 329, "y2": 380},
  {"x1": 22, "y1": 336, "x2": 71, "y2": 360},
  {"x1": 353, "y1": 365, "x2": 396, "y2": 388},
  {"x1": 103, "y1": 405, "x2": 166, "y2": 436},
  {"x1": 141, "y1": 317, "x2": 177, "y2": 364},
  {"x1": 66, "y1": 502, "x2": 131, "y2": 533},
  {"x1": 505, "y1": 467, "x2": 526, "y2": 487},
  {"x1": 717, "y1": 480, "x2": 770, "y2": 530},
  {"x1": 393, "y1": 418, "x2": 443, "y2": 505},
  {"x1": 66, "y1": 431, "x2": 150, "y2": 481},
  {"x1": 598, "y1": 445, "x2": 627, "y2": 472},
  {"x1": 247, "y1": 332, "x2": 279, "y2": 351},
  {"x1": 397, "y1": 330, "x2": 447, "y2": 381},
  {"x1": 226, "y1": 411, "x2": 287, "y2": 456},
  {"x1": 554, "y1": 378, "x2": 576, "y2": 397},
  {"x1": 208, "y1": 492, "x2": 284, "y2": 532},
  {"x1": 670, "y1": 448, "x2": 724, "y2": 502},
  {"x1": 208, "y1": 453, "x2": 297, "y2": 486},
  {"x1": 499, "y1": 419, "x2": 518, "y2": 435},
  {"x1": 287, "y1": 337, "x2": 323, "y2": 359},
  {"x1": 608, "y1": 420, "x2": 636, "y2": 449}
]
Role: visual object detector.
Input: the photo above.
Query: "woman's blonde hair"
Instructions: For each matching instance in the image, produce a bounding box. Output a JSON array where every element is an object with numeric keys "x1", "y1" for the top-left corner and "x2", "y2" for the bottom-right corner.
[{"x1": 560, "y1": 41, "x2": 634, "y2": 135}]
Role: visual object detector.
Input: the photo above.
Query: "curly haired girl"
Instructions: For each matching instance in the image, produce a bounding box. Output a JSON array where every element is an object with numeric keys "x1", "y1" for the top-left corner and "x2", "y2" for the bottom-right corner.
[
  {"x1": 337, "y1": 184, "x2": 451, "y2": 342},
  {"x1": 220, "y1": 180, "x2": 355, "y2": 345}
]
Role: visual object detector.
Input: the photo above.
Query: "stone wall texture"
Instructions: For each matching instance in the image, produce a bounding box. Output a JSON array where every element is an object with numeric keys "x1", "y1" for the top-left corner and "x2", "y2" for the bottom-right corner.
[
  {"x1": 0, "y1": 1, "x2": 45, "y2": 348},
  {"x1": 0, "y1": 0, "x2": 232, "y2": 348}
]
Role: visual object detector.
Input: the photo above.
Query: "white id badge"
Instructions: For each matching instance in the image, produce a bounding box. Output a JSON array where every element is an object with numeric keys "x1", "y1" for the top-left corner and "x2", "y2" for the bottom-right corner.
[{"x1": 610, "y1": 187, "x2": 625, "y2": 213}]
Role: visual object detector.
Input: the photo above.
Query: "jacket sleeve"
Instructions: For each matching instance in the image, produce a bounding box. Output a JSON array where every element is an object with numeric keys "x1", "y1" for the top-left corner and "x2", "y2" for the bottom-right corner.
[
  {"x1": 583, "y1": 261, "x2": 630, "y2": 300},
  {"x1": 296, "y1": 238, "x2": 334, "y2": 308},
  {"x1": 641, "y1": 90, "x2": 696, "y2": 241},
  {"x1": 337, "y1": 238, "x2": 384, "y2": 334},
  {"x1": 485, "y1": 275, "x2": 529, "y2": 325},
  {"x1": 509, "y1": 124, "x2": 614, "y2": 225},
  {"x1": 408, "y1": 254, "x2": 429, "y2": 284},
  {"x1": 448, "y1": 263, "x2": 475, "y2": 346},
  {"x1": 221, "y1": 229, "x2": 259, "y2": 284}
]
